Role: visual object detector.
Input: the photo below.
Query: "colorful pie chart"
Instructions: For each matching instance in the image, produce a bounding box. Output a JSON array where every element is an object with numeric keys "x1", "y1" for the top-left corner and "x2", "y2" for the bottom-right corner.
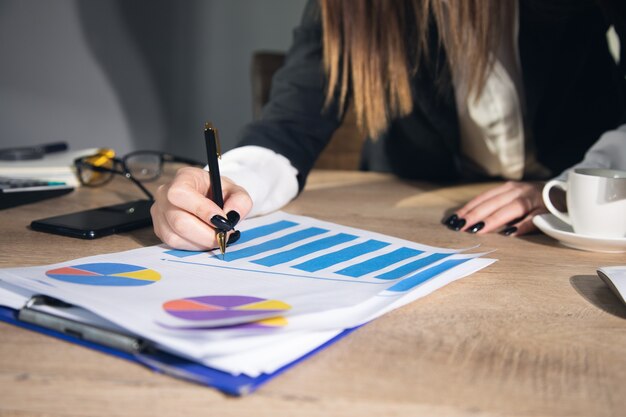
[
  {"x1": 163, "y1": 295, "x2": 291, "y2": 327},
  {"x1": 46, "y1": 263, "x2": 160, "y2": 286}
]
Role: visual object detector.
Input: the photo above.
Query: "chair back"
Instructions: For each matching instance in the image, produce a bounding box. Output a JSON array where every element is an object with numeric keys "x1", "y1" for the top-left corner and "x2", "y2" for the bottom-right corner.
[{"x1": 251, "y1": 51, "x2": 365, "y2": 170}]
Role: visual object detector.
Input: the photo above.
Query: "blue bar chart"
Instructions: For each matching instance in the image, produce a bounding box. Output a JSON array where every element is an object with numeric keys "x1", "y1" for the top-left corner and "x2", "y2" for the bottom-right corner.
[
  {"x1": 375, "y1": 253, "x2": 451, "y2": 280},
  {"x1": 165, "y1": 218, "x2": 473, "y2": 293},
  {"x1": 292, "y1": 239, "x2": 390, "y2": 272},
  {"x1": 336, "y1": 247, "x2": 424, "y2": 277},
  {"x1": 226, "y1": 227, "x2": 328, "y2": 262},
  {"x1": 236, "y1": 220, "x2": 298, "y2": 245},
  {"x1": 252, "y1": 233, "x2": 358, "y2": 267}
]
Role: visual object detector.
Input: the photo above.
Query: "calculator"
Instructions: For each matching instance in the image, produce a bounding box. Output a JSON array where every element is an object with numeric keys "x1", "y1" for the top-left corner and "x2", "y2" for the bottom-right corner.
[{"x1": 0, "y1": 177, "x2": 74, "y2": 210}]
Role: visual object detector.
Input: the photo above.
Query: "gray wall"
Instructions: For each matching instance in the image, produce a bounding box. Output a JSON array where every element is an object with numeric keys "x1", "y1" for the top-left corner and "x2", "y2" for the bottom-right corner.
[{"x1": 0, "y1": 0, "x2": 307, "y2": 159}]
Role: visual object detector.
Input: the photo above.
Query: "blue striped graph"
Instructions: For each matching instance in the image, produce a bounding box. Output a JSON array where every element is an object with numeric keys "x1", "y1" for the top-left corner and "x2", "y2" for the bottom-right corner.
[
  {"x1": 236, "y1": 220, "x2": 298, "y2": 245},
  {"x1": 252, "y1": 233, "x2": 358, "y2": 267},
  {"x1": 375, "y1": 253, "x2": 451, "y2": 280},
  {"x1": 226, "y1": 227, "x2": 328, "y2": 262},
  {"x1": 385, "y1": 259, "x2": 469, "y2": 292},
  {"x1": 164, "y1": 219, "x2": 471, "y2": 292},
  {"x1": 292, "y1": 239, "x2": 390, "y2": 272},
  {"x1": 336, "y1": 247, "x2": 424, "y2": 277},
  {"x1": 164, "y1": 249, "x2": 204, "y2": 258}
]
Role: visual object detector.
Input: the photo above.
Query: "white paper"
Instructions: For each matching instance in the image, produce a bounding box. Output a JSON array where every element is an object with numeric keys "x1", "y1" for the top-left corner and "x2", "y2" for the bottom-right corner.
[{"x1": 0, "y1": 211, "x2": 496, "y2": 376}]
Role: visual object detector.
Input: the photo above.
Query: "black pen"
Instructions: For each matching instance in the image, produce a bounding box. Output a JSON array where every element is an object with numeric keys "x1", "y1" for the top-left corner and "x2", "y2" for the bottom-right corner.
[{"x1": 204, "y1": 122, "x2": 227, "y2": 258}]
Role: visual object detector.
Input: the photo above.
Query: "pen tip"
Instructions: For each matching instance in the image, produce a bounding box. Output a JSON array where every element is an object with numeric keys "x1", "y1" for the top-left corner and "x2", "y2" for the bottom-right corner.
[
  {"x1": 217, "y1": 232, "x2": 226, "y2": 260},
  {"x1": 205, "y1": 122, "x2": 213, "y2": 130}
]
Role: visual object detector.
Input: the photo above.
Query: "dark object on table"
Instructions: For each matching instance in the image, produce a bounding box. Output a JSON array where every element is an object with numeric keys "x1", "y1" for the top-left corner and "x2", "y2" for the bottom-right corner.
[
  {"x1": 0, "y1": 177, "x2": 74, "y2": 210},
  {"x1": 0, "y1": 142, "x2": 68, "y2": 161},
  {"x1": 30, "y1": 199, "x2": 153, "y2": 239}
]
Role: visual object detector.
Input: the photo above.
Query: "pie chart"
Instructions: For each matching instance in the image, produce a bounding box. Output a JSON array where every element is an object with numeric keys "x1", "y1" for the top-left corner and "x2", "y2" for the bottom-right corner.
[
  {"x1": 163, "y1": 295, "x2": 291, "y2": 327},
  {"x1": 46, "y1": 263, "x2": 160, "y2": 286}
]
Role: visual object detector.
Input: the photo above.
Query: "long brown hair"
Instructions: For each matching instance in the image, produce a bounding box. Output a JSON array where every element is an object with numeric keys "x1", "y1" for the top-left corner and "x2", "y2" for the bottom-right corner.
[{"x1": 320, "y1": 0, "x2": 513, "y2": 139}]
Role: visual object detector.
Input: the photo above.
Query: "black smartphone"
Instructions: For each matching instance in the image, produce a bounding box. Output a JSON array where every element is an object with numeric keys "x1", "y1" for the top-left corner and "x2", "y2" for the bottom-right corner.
[{"x1": 30, "y1": 199, "x2": 154, "y2": 239}]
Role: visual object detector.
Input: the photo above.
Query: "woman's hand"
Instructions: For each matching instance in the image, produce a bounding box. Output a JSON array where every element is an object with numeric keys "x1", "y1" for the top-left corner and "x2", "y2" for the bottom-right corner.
[
  {"x1": 443, "y1": 181, "x2": 548, "y2": 236},
  {"x1": 151, "y1": 167, "x2": 253, "y2": 250}
]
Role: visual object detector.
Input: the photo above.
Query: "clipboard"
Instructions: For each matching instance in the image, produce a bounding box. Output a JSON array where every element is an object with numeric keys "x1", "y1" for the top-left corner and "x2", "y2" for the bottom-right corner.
[{"x1": 0, "y1": 303, "x2": 358, "y2": 396}]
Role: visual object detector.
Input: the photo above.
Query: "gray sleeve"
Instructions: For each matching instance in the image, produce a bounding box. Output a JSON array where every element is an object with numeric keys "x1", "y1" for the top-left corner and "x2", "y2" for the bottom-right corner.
[{"x1": 553, "y1": 124, "x2": 626, "y2": 181}]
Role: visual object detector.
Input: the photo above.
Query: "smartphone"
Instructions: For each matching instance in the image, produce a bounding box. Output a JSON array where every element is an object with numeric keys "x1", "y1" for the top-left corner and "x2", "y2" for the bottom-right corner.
[{"x1": 30, "y1": 199, "x2": 153, "y2": 239}]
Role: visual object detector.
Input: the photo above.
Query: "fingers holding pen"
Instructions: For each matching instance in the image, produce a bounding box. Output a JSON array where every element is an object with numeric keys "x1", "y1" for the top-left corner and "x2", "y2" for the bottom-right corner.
[
  {"x1": 221, "y1": 184, "x2": 253, "y2": 246},
  {"x1": 152, "y1": 170, "x2": 221, "y2": 250},
  {"x1": 165, "y1": 167, "x2": 217, "y2": 223},
  {"x1": 211, "y1": 177, "x2": 252, "y2": 245},
  {"x1": 164, "y1": 169, "x2": 233, "y2": 229},
  {"x1": 152, "y1": 209, "x2": 210, "y2": 251},
  {"x1": 151, "y1": 201, "x2": 214, "y2": 251},
  {"x1": 152, "y1": 120, "x2": 251, "y2": 251},
  {"x1": 207, "y1": 177, "x2": 252, "y2": 246},
  {"x1": 151, "y1": 167, "x2": 253, "y2": 250},
  {"x1": 221, "y1": 176, "x2": 253, "y2": 227}
]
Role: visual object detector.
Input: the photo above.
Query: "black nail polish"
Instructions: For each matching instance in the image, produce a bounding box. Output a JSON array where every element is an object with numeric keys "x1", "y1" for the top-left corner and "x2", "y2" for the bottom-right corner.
[
  {"x1": 502, "y1": 226, "x2": 517, "y2": 236},
  {"x1": 448, "y1": 218, "x2": 466, "y2": 231},
  {"x1": 227, "y1": 230, "x2": 240, "y2": 245},
  {"x1": 443, "y1": 214, "x2": 458, "y2": 226},
  {"x1": 467, "y1": 221, "x2": 485, "y2": 233},
  {"x1": 210, "y1": 215, "x2": 232, "y2": 231},
  {"x1": 226, "y1": 211, "x2": 240, "y2": 227}
]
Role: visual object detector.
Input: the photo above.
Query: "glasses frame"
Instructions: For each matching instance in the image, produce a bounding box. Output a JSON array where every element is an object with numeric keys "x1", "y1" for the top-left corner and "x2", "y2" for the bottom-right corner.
[
  {"x1": 123, "y1": 150, "x2": 205, "y2": 182},
  {"x1": 74, "y1": 150, "x2": 205, "y2": 201}
]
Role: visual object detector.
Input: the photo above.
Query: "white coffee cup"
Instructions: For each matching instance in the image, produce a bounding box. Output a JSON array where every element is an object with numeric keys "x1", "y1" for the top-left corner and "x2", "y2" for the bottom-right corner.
[{"x1": 542, "y1": 168, "x2": 626, "y2": 238}]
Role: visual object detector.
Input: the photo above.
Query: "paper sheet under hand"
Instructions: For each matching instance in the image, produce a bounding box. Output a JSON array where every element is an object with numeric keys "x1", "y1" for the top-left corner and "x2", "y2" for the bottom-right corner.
[{"x1": 0, "y1": 211, "x2": 496, "y2": 377}]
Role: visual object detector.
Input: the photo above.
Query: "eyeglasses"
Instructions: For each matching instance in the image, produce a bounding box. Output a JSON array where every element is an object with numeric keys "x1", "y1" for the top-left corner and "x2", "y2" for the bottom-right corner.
[{"x1": 74, "y1": 149, "x2": 205, "y2": 200}]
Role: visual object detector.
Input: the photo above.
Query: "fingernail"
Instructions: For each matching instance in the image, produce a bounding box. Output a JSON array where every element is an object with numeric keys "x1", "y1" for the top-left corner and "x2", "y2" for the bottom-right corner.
[
  {"x1": 210, "y1": 215, "x2": 233, "y2": 231},
  {"x1": 502, "y1": 226, "x2": 517, "y2": 236},
  {"x1": 448, "y1": 218, "x2": 466, "y2": 231},
  {"x1": 226, "y1": 210, "x2": 240, "y2": 227},
  {"x1": 442, "y1": 214, "x2": 458, "y2": 226},
  {"x1": 227, "y1": 230, "x2": 240, "y2": 245},
  {"x1": 467, "y1": 221, "x2": 485, "y2": 233}
]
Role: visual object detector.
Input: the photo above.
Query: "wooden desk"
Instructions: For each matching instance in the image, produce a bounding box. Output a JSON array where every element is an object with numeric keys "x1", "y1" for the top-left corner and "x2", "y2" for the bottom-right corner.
[{"x1": 1, "y1": 170, "x2": 625, "y2": 417}]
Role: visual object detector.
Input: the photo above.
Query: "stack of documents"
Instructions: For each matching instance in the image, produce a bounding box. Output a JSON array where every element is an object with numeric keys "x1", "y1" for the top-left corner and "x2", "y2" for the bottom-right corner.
[
  {"x1": 0, "y1": 212, "x2": 495, "y2": 392},
  {"x1": 0, "y1": 148, "x2": 99, "y2": 186}
]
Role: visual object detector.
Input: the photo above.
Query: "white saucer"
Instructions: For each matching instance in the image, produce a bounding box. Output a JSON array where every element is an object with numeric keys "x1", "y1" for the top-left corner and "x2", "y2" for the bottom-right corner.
[{"x1": 533, "y1": 214, "x2": 626, "y2": 253}]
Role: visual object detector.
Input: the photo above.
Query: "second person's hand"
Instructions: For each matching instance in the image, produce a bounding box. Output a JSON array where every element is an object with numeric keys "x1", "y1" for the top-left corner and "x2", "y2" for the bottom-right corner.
[
  {"x1": 443, "y1": 181, "x2": 548, "y2": 236},
  {"x1": 151, "y1": 167, "x2": 253, "y2": 250}
]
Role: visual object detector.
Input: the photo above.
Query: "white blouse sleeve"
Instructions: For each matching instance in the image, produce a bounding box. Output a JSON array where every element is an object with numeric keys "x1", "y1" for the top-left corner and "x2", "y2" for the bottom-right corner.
[
  {"x1": 216, "y1": 145, "x2": 299, "y2": 217},
  {"x1": 554, "y1": 124, "x2": 626, "y2": 181}
]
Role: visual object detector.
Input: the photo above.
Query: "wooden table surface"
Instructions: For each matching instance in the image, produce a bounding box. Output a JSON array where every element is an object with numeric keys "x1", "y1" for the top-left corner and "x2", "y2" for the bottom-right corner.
[{"x1": 1, "y1": 170, "x2": 625, "y2": 417}]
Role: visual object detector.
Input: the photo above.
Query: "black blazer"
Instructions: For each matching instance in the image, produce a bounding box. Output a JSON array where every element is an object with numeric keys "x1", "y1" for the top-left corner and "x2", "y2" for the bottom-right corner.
[{"x1": 238, "y1": 0, "x2": 626, "y2": 191}]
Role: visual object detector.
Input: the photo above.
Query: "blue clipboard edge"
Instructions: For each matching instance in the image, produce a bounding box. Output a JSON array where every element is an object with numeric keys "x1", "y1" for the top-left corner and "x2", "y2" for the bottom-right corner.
[{"x1": 0, "y1": 306, "x2": 359, "y2": 396}]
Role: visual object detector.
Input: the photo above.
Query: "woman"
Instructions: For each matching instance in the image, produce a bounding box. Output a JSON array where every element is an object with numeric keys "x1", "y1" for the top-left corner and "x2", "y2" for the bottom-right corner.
[{"x1": 151, "y1": 0, "x2": 625, "y2": 250}]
